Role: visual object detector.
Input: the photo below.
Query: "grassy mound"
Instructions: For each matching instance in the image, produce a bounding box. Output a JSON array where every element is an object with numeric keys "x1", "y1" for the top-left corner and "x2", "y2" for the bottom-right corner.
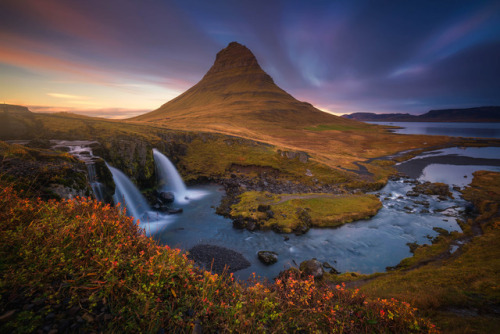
[
  {"x1": 0, "y1": 182, "x2": 437, "y2": 333},
  {"x1": 231, "y1": 191, "x2": 382, "y2": 233}
]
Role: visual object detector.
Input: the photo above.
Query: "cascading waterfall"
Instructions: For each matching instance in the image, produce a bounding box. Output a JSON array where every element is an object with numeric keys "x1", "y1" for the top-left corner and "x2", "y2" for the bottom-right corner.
[
  {"x1": 52, "y1": 140, "x2": 107, "y2": 202},
  {"x1": 152, "y1": 149, "x2": 188, "y2": 200},
  {"x1": 87, "y1": 163, "x2": 106, "y2": 202},
  {"x1": 107, "y1": 163, "x2": 150, "y2": 221}
]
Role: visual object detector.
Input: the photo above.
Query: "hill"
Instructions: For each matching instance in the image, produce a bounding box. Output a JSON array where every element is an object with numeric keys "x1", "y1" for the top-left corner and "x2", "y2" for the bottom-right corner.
[
  {"x1": 131, "y1": 42, "x2": 351, "y2": 130},
  {"x1": 342, "y1": 106, "x2": 500, "y2": 122}
]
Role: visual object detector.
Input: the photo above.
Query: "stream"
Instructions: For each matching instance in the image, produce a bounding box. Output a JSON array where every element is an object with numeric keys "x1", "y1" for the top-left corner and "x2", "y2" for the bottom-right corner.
[{"x1": 55, "y1": 140, "x2": 500, "y2": 281}]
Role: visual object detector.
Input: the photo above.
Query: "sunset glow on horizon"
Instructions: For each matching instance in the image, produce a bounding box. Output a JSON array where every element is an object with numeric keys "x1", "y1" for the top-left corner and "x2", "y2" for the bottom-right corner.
[{"x1": 1, "y1": 0, "x2": 499, "y2": 119}]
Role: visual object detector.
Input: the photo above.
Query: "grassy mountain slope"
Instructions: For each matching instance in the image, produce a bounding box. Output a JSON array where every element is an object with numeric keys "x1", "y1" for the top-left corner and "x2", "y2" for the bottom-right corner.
[{"x1": 130, "y1": 42, "x2": 452, "y2": 170}]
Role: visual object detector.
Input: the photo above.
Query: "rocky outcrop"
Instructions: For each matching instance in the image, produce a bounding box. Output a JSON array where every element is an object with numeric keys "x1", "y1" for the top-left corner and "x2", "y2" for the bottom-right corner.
[
  {"x1": 0, "y1": 143, "x2": 91, "y2": 200},
  {"x1": 299, "y1": 259, "x2": 324, "y2": 280},
  {"x1": 277, "y1": 150, "x2": 309, "y2": 163},
  {"x1": 410, "y1": 182, "x2": 452, "y2": 198},
  {"x1": 257, "y1": 251, "x2": 278, "y2": 265}
]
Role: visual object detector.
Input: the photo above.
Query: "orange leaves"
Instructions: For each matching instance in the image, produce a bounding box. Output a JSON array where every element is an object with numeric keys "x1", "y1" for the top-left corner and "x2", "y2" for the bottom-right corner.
[{"x1": 0, "y1": 181, "x2": 439, "y2": 333}]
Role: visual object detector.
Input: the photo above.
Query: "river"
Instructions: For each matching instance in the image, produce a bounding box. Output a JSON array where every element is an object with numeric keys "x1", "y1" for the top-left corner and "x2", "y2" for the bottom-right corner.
[{"x1": 152, "y1": 146, "x2": 500, "y2": 281}]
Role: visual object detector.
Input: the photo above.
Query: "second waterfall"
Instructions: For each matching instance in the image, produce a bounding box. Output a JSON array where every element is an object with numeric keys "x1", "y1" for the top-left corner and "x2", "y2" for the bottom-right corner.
[{"x1": 153, "y1": 149, "x2": 188, "y2": 203}]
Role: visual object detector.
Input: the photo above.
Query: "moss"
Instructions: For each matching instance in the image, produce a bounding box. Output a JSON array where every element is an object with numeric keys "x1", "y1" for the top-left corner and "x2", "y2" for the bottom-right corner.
[{"x1": 231, "y1": 191, "x2": 382, "y2": 233}]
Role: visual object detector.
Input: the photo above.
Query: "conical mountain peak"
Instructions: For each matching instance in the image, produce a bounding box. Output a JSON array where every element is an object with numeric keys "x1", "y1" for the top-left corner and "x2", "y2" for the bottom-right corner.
[
  {"x1": 132, "y1": 42, "x2": 352, "y2": 132},
  {"x1": 206, "y1": 42, "x2": 260, "y2": 75}
]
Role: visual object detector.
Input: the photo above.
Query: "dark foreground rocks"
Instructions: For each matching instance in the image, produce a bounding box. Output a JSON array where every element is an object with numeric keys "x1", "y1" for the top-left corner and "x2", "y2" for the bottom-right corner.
[
  {"x1": 299, "y1": 259, "x2": 324, "y2": 280},
  {"x1": 188, "y1": 244, "x2": 251, "y2": 274},
  {"x1": 257, "y1": 251, "x2": 278, "y2": 265}
]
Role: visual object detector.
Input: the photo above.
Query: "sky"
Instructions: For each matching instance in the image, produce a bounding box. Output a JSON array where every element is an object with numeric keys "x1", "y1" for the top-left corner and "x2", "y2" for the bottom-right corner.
[{"x1": 1, "y1": 0, "x2": 500, "y2": 118}]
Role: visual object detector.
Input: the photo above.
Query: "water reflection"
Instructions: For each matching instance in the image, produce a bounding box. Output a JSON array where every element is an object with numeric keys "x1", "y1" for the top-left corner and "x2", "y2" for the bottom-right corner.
[{"x1": 369, "y1": 122, "x2": 500, "y2": 138}]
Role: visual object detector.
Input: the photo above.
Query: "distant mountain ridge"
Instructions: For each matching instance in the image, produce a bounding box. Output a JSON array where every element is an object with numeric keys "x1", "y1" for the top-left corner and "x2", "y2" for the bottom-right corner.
[
  {"x1": 342, "y1": 106, "x2": 500, "y2": 122},
  {"x1": 1, "y1": 104, "x2": 31, "y2": 114}
]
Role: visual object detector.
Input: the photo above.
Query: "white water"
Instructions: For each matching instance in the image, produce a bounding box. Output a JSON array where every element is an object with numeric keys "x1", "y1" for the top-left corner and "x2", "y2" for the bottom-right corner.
[
  {"x1": 51, "y1": 140, "x2": 106, "y2": 202},
  {"x1": 152, "y1": 149, "x2": 208, "y2": 203},
  {"x1": 87, "y1": 163, "x2": 106, "y2": 202},
  {"x1": 153, "y1": 149, "x2": 188, "y2": 201},
  {"x1": 107, "y1": 163, "x2": 151, "y2": 222}
]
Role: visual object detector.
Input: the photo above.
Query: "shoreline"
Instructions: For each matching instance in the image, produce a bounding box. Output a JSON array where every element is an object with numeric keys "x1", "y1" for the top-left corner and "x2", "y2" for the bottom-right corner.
[{"x1": 396, "y1": 154, "x2": 500, "y2": 179}]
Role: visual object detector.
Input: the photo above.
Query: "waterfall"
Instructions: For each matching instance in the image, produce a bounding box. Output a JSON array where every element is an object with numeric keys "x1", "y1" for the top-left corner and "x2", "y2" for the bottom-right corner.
[
  {"x1": 152, "y1": 149, "x2": 187, "y2": 200},
  {"x1": 86, "y1": 163, "x2": 106, "y2": 202},
  {"x1": 107, "y1": 164, "x2": 150, "y2": 221}
]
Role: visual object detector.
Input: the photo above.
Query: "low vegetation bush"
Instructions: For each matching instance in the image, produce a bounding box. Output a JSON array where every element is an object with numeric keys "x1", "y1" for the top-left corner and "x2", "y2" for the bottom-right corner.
[{"x1": 0, "y1": 182, "x2": 437, "y2": 333}]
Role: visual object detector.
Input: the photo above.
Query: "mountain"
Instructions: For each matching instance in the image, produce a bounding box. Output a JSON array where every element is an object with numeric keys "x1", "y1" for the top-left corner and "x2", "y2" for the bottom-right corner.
[
  {"x1": 130, "y1": 42, "x2": 452, "y2": 168},
  {"x1": 131, "y1": 42, "x2": 356, "y2": 135},
  {"x1": 342, "y1": 106, "x2": 500, "y2": 122}
]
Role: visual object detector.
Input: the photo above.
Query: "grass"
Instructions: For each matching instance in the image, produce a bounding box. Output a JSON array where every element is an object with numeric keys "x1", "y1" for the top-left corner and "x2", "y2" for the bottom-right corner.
[
  {"x1": 304, "y1": 123, "x2": 380, "y2": 132},
  {"x1": 0, "y1": 140, "x2": 90, "y2": 200},
  {"x1": 0, "y1": 181, "x2": 438, "y2": 333},
  {"x1": 352, "y1": 171, "x2": 500, "y2": 333},
  {"x1": 231, "y1": 191, "x2": 382, "y2": 233}
]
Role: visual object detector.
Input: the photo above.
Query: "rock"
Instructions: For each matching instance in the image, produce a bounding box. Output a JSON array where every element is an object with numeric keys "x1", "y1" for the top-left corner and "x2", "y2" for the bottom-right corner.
[
  {"x1": 323, "y1": 262, "x2": 340, "y2": 274},
  {"x1": 266, "y1": 210, "x2": 274, "y2": 218},
  {"x1": 167, "y1": 208, "x2": 183, "y2": 214},
  {"x1": 246, "y1": 220, "x2": 256, "y2": 231},
  {"x1": 412, "y1": 182, "x2": 452, "y2": 198},
  {"x1": 322, "y1": 261, "x2": 333, "y2": 269},
  {"x1": 232, "y1": 218, "x2": 247, "y2": 229},
  {"x1": 299, "y1": 259, "x2": 324, "y2": 279},
  {"x1": 188, "y1": 244, "x2": 251, "y2": 274},
  {"x1": 294, "y1": 208, "x2": 311, "y2": 235},
  {"x1": 257, "y1": 204, "x2": 271, "y2": 212},
  {"x1": 158, "y1": 191, "x2": 175, "y2": 204},
  {"x1": 406, "y1": 191, "x2": 419, "y2": 197},
  {"x1": 257, "y1": 251, "x2": 278, "y2": 265}
]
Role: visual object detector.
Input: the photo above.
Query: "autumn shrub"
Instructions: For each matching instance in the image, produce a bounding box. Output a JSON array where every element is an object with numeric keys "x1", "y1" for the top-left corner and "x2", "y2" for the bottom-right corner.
[{"x1": 0, "y1": 183, "x2": 438, "y2": 333}]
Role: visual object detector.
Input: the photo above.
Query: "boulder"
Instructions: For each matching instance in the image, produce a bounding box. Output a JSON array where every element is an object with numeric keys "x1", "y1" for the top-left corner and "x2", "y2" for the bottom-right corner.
[
  {"x1": 322, "y1": 261, "x2": 340, "y2": 275},
  {"x1": 299, "y1": 259, "x2": 324, "y2": 279},
  {"x1": 257, "y1": 251, "x2": 278, "y2": 265},
  {"x1": 412, "y1": 182, "x2": 452, "y2": 198},
  {"x1": 159, "y1": 191, "x2": 175, "y2": 204},
  {"x1": 232, "y1": 217, "x2": 247, "y2": 229},
  {"x1": 167, "y1": 208, "x2": 183, "y2": 214},
  {"x1": 257, "y1": 204, "x2": 271, "y2": 212}
]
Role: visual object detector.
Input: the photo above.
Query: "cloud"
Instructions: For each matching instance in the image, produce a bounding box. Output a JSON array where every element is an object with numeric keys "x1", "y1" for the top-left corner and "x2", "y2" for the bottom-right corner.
[
  {"x1": 47, "y1": 93, "x2": 90, "y2": 100},
  {"x1": 29, "y1": 105, "x2": 149, "y2": 119}
]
